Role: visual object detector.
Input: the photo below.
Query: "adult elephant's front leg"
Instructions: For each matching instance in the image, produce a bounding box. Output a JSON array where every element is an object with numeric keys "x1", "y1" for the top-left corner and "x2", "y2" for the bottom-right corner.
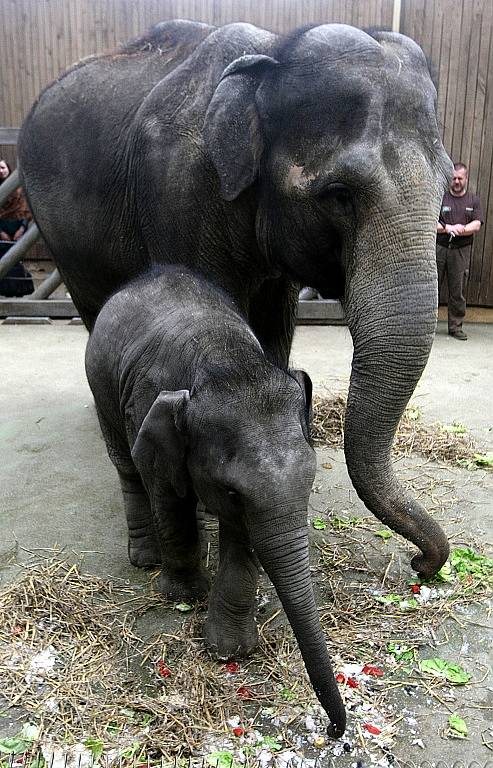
[
  {"x1": 249, "y1": 275, "x2": 299, "y2": 369},
  {"x1": 205, "y1": 517, "x2": 259, "y2": 659},
  {"x1": 152, "y1": 487, "x2": 210, "y2": 601}
]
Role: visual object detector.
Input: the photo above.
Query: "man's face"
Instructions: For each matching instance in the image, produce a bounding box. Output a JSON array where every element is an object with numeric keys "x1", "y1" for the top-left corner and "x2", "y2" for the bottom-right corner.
[{"x1": 450, "y1": 168, "x2": 468, "y2": 196}]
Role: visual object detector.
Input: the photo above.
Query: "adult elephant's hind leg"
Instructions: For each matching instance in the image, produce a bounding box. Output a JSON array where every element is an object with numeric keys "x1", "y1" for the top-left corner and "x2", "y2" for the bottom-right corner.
[
  {"x1": 117, "y1": 469, "x2": 161, "y2": 567},
  {"x1": 205, "y1": 517, "x2": 259, "y2": 659}
]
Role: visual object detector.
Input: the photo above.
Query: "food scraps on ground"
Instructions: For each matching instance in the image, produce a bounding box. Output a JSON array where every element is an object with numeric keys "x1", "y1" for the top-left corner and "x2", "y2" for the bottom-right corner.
[
  {"x1": 362, "y1": 664, "x2": 384, "y2": 677},
  {"x1": 156, "y1": 660, "x2": 171, "y2": 678},
  {"x1": 364, "y1": 723, "x2": 382, "y2": 736}
]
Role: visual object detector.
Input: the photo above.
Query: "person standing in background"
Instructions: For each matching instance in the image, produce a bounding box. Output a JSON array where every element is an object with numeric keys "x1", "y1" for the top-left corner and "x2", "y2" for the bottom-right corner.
[
  {"x1": 0, "y1": 159, "x2": 34, "y2": 296},
  {"x1": 0, "y1": 159, "x2": 32, "y2": 241},
  {"x1": 436, "y1": 163, "x2": 483, "y2": 340}
]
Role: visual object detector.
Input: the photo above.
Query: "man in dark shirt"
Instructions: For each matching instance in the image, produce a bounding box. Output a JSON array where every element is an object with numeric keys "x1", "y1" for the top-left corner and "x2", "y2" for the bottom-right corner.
[{"x1": 436, "y1": 163, "x2": 483, "y2": 340}]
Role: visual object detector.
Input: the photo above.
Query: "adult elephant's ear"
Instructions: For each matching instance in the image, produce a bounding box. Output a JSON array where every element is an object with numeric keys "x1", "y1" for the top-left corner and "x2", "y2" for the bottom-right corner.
[
  {"x1": 131, "y1": 390, "x2": 190, "y2": 498},
  {"x1": 203, "y1": 54, "x2": 279, "y2": 201},
  {"x1": 289, "y1": 369, "x2": 313, "y2": 438}
]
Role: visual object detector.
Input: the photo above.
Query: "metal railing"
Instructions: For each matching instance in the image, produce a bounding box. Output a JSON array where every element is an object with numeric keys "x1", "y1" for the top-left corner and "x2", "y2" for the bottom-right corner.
[{"x1": 0, "y1": 167, "x2": 78, "y2": 320}]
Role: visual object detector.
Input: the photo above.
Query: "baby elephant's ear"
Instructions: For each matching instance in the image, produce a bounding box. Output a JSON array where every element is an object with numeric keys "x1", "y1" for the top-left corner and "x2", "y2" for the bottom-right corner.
[
  {"x1": 289, "y1": 369, "x2": 313, "y2": 435},
  {"x1": 131, "y1": 390, "x2": 190, "y2": 498}
]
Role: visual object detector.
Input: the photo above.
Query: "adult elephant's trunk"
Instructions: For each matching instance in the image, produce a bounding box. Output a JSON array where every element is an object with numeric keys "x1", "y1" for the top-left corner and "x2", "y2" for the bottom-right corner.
[
  {"x1": 344, "y1": 203, "x2": 449, "y2": 578},
  {"x1": 247, "y1": 511, "x2": 346, "y2": 738}
]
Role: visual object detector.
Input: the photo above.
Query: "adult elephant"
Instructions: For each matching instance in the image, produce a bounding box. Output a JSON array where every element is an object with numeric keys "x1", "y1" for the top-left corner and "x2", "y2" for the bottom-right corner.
[{"x1": 19, "y1": 20, "x2": 451, "y2": 577}]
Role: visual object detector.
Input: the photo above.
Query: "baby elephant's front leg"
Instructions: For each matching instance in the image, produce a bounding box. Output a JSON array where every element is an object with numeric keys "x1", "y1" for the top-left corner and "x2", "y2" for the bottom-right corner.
[
  {"x1": 205, "y1": 517, "x2": 259, "y2": 659},
  {"x1": 153, "y1": 488, "x2": 210, "y2": 601},
  {"x1": 118, "y1": 469, "x2": 161, "y2": 567}
]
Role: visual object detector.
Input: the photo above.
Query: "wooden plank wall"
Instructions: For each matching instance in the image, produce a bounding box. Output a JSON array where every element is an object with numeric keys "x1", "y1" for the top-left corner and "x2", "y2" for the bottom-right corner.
[
  {"x1": 0, "y1": 0, "x2": 393, "y2": 127},
  {"x1": 0, "y1": 0, "x2": 491, "y2": 304},
  {"x1": 402, "y1": 0, "x2": 493, "y2": 307}
]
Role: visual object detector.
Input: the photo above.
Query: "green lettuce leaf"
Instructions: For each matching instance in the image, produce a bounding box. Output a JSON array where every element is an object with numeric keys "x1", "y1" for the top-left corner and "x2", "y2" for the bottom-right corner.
[
  {"x1": 419, "y1": 658, "x2": 471, "y2": 684},
  {"x1": 448, "y1": 714, "x2": 468, "y2": 737}
]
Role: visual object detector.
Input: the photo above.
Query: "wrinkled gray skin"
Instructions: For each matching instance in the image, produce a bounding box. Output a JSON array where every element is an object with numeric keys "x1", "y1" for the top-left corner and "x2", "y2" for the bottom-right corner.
[
  {"x1": 20, "y1": 23, "x2": 451, "y2": 625},
  {"x1": 85, "y1": 265, "x2": 346, "y2": 736}
]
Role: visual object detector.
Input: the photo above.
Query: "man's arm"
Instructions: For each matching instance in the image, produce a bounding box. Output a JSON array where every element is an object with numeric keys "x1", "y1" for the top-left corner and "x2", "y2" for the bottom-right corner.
[
  {"x1": 437, "y1": 222, "x2": 466, "y2": 235},
  {"x1": 462, "y1": 219, "x2": 482, "y2": 235}
]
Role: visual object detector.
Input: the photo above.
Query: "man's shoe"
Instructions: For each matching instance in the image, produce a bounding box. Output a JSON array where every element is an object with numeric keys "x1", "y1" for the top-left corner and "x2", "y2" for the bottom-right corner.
[
  {"x1": 449, "y1": 329, "x2": 467, "y2": 340},
  {"x1": 299, "y1": 286, "x2": 321, "y2": 301}
]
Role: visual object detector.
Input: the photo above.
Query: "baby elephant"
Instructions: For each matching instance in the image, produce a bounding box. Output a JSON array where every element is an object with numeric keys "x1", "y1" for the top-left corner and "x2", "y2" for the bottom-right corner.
[{"x1": 85, "y1": 266, "x2": 345, "y2": 737}]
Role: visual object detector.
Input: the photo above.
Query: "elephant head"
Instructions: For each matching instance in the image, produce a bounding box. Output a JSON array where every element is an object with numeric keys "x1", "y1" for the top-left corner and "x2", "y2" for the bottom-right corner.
[
  {"x1": 204, "y1": 24, "x2": 452, "y2": 577},
  {"x1": 131, "y1": 369, "x2": 346, "y2": 737}
]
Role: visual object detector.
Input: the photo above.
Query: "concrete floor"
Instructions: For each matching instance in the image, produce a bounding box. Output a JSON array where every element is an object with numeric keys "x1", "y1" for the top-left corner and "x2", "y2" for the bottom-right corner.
[{"x1": 0, "y1": 319, "x2": 492, "y2": 764}]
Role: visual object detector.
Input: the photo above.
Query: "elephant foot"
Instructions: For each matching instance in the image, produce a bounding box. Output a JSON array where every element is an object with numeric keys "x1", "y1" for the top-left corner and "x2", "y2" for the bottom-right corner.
[
  {"x1": 204, "y1": 613, "x2": 259, "y2": 660},
  {"x1": 128, "y1": 536, "x2": 162, "y2": 568},
  {"x1": 158, "y1": 567, "x2": 210, "y2": 602}
]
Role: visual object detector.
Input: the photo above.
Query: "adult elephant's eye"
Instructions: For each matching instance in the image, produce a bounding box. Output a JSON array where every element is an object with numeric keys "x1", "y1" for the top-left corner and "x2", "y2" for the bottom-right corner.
[
  {"x1": 318, "y1": 182, "x2": 352, "y2": 205},
  {"x1": 316, "y1": 182, "x2": 355, "y2": 219}
]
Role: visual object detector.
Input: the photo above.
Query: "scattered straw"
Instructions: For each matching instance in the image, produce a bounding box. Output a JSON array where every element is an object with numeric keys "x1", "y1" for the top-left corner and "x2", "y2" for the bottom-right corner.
[
  {"x1": 0, "y1": 528, "x2": 491, "y2": 763},
  {"x1": 0, "y1": 557, "x2": 314, "y2": 760},
  {"x1": 312, "y1": 394, "x2": 479, "y2": 465}
]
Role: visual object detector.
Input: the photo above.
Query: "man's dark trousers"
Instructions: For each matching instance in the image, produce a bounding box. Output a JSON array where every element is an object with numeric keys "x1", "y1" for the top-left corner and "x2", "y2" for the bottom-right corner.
[{"x1": 436, "y1": 243, "x2": 471, "y2": 334}]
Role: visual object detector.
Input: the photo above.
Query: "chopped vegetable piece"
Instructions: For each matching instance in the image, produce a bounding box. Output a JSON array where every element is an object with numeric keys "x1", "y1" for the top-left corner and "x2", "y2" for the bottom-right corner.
[
  {"x1": 419, "y1": 658, "x2": 471, "y2": 684},
  {"x1": 174, "y1": 602, "x2": 193, "y2": 612},
  {"x1": 363, "y1": 723, "x2": 381, "y2": 735},
  {"x1": 362, "y1": 664, "x2": 384, "y2": 677},
  {"x1": 157, "y1": 660, "x2": 171, "y2": 678},
  {"x1": 375, "y1": 530, "x2": 393, "y2": 539},
  {"x1": 236, "y1": 686, "x2": 254, "y2": 699},
  {"x1": 448, "y1": 715, "x2": 468, "y2": 737}
]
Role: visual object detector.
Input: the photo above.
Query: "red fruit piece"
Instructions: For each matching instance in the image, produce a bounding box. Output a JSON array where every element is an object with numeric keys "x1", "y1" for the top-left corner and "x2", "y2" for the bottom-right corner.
[
  {"x1": 335, "y1": 673, "x2": 358, "y2": 687},
  {"x1": 232, "y1": 727, "x2": 244, "y2": 737},
  {"x1": 225, "y1": 661, "x2": 239, "y2": 673},
  {"x1": 236, "y1": 686, "x2": 254, "y2": 700},
  {"x1": 362, "y1": 664, "x2": 384, "y2": 677},
  {"x1": 364, "y1": 723, "x2": 382, "y2": 735},
  {"x1": 157, "y1": 660, "x2": 171, "y2": 678},
  {"x1": 411, "y1": 584, "x2": 421, "y2": 594}
]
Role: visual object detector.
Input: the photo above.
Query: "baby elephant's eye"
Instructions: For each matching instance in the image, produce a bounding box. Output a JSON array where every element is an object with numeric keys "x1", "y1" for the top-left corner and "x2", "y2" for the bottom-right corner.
[{"x1": 225, "y1": 488, "x2": 242, "y2": 504}]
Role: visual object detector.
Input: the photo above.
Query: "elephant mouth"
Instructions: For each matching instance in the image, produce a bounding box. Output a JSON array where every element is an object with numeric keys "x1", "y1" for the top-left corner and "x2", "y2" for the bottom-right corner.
[
  {"x1": 317, "y1": 233, "x2": 346, "y2": 299},
  {"x1": 256, "y1": 180, "x2": 352, "y2": 300},
  {"x1": 299, "y1": 224, "x2": 348, "y2": 300}
]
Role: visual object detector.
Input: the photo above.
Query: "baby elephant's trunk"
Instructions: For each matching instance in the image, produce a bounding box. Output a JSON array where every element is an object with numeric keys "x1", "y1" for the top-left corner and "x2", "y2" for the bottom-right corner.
[{"x1": 247, "y1": 511, "x2": 346, "y2": 737}]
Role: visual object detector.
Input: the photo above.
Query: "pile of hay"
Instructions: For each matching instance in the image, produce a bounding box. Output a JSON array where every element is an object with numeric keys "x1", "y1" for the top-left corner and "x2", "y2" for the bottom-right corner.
[{"x1": 311, "y1": 395, "x2": 478, "y2": 465}]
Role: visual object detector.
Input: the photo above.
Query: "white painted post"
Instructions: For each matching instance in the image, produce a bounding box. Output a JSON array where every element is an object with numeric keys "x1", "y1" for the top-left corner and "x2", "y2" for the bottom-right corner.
[{"x1": 392, "y1": 0, "x2": 402, "y2": 32}]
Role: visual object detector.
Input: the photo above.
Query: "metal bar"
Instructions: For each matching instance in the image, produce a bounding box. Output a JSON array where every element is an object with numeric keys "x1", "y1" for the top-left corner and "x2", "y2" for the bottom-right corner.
[
  {"x1": 0, "y1": 127, "x2": 19, "y2": 144},
  {"x1": 297, "y1": 299, "x2": 345, "y2": 325},
  {"x1": 0, "y1": 167, "x2": 20, "y2": 207},
  {"x1": 0, "y1": 298, "x2": 77, "y2": 317},
  {"x1": 30, "y1": 268, "x2": 63, "y2": 299},
  {"x1": 0, "y1": 223, "x2": 40, "y2": 278}
]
